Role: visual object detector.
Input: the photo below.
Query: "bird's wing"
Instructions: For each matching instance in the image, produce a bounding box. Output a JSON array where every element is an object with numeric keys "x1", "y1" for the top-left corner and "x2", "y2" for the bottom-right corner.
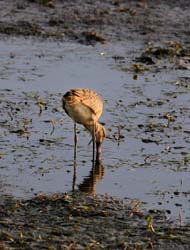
[{"x1": 74, "y1": 89, "x2": 103, "y2": 117}]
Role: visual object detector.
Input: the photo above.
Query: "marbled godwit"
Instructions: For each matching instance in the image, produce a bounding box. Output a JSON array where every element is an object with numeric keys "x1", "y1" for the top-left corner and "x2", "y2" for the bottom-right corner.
[{"x1": 62, "y1": 88, "x2": 106, "y2": 161}]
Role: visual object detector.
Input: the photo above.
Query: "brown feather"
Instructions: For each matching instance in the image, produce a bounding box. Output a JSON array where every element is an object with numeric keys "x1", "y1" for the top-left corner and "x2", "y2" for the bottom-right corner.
[{"x1": 63, "y1": 88, "x2": 103, "y2": 119}]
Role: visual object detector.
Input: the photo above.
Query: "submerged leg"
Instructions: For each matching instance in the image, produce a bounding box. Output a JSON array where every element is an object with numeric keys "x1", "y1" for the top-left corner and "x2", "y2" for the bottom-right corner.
[
  {"x1": 96, "y1": 142, "x2": 102, "y2": 162},
  {"x1": 72, "y1": 159, "x2": 77, "y2": 191}
]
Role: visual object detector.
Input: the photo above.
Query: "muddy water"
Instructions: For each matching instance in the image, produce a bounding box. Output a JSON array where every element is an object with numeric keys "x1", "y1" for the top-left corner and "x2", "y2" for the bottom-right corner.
[{"x1": 0, "y1": 38, "x2": 190, "y2": 222}]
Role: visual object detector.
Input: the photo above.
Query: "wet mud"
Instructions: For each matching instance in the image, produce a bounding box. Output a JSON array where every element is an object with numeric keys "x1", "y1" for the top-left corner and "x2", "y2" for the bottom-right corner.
[
  {"x1": 1, "y1": 0, "x2": 190, "y2": 249},
  {"x1": 0, "y1": 0, "x2": 190, "y2": 45},
  {"x1": 1, "y1": 192, "x2": 190, "y2": 250}
]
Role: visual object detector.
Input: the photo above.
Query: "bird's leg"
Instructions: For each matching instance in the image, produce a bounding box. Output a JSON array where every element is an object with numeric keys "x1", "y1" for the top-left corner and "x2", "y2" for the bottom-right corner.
[
  {"x1": 74, "y1": 123, "x2": 77, "y2": 161},
  {"x1": 72, "y1": 158, "x2": 77, "y2": 192},
  {"x1": 92, "y1": 123, "x2": 96, "y2": 165},
  {"x1": 96, "y1": 142, "x2": 102, "y2": 162},
  {"x1": 73, "y1": 123, "x2": 78, "y2": 192}
]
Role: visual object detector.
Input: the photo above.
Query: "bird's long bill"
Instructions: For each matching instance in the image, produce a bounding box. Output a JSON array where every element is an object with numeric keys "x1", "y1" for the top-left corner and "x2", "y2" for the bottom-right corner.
[{"x1": 96, "y1": 142, "x2": 102, "y2": 162}]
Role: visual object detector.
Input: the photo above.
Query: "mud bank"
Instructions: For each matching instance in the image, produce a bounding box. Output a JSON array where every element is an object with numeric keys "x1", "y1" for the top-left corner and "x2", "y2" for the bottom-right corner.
[
  {"x1": 0, "y1": 0, "x2": 190, "y2": 45},
  {"x1": 1, "y1": 192, "x2": 190, "y2": 250}
]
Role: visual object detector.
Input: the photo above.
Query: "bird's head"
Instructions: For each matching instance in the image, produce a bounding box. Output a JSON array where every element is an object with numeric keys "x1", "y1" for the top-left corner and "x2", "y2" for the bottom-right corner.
[
  {"x1": 96, "y1": 124, "x2": 106, "y2": 144},
  {"x1": 96, "y1": 124, "x2": 106, "y2": 160}
]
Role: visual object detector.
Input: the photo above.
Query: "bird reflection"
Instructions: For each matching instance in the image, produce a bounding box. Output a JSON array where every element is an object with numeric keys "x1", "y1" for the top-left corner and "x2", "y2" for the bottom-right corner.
[
  {"x1": 72, "y1": 160, "x2": 104, "y2": 194},
  {"x1": 79, "y1": 160, "x2": 104, "y2": 194}
]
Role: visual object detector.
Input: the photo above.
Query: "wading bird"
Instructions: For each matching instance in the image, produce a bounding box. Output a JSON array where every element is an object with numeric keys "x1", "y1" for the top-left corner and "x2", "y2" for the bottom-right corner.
[{"x1": 62, "y1": 88, "x2": 106, "y2": 162}]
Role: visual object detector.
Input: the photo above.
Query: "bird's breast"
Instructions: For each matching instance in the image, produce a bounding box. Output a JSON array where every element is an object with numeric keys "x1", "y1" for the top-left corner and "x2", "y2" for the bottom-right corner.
[{"x1": 65, "y1": 102, "x2": 96, "y2": 125}]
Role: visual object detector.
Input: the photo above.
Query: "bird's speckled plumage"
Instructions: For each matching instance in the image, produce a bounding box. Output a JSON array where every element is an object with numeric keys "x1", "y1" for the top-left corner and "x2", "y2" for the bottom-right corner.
[
  {"x1": 62, "y1": 88, "x2": 106, "y2": 160},
  {"x1": 62, "y1": 89, "x2": 103, "y2": 124}
]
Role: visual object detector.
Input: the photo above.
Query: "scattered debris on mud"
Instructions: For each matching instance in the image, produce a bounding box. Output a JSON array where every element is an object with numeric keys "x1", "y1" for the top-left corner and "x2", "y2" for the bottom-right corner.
[
  {"x1": 0, "y1": 0, "x2": 190, "y2": 45},
  {"x1": 1, "y1": 192, "x2": 190, "y2": 250}
]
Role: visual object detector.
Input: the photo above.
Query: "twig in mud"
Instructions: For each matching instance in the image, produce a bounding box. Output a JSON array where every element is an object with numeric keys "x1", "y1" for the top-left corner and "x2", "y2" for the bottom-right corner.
[
  {"x1": 113, "y1": 125, "x2": 125, "y2": 146},
  {"x1": 129, "y1": 200, "x2": 142, "y2": 217},
  {"x1": 7, "y1": 111, "x2": 14, "y2": 121},
  {"x1": 163, "y1": 113, "x2": 176, "y2": 128},
  {"x1": 146, "y1": 215, "x2": 156, "y2": 233},
  {"x1": 36, "y1": 96, "x2": 47, "y2": 116},
  {"x1": 10, "y1": 127, "x2": 30, "y2": 138},
  {"x1": 146, "y1": 239, "x2": 154, "y2": 249},
  {"x1": 50, "y1": 119, "x2": 56, "y2": 135}
]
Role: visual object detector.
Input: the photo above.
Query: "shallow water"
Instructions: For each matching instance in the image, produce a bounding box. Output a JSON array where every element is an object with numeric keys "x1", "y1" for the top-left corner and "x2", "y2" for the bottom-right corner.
[{"x1": 0, "y1": 38, "x2": 190, "y2": 222}]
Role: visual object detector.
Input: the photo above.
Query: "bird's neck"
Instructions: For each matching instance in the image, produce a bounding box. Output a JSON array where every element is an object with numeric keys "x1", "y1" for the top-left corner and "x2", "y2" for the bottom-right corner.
[
  {"x1": 85, "y1": 122, "x2": 104, "y2": 142},
  {"x1": 85, "y1": 122, "x2": 105, "y2": 162}
]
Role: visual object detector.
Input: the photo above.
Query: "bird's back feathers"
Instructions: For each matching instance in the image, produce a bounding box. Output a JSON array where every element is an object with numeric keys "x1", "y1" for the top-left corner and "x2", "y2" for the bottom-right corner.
[{"x1": 62, "y1": 88, "x2": 103, "y2": 124}]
